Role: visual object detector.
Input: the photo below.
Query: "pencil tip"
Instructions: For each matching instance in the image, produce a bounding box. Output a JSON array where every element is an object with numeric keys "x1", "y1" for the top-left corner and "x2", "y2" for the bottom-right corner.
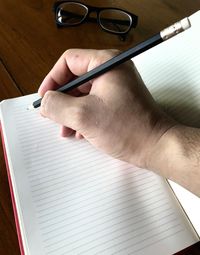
[{"x1": 27, "y1": 104, "x2": 34, "y2": 110}]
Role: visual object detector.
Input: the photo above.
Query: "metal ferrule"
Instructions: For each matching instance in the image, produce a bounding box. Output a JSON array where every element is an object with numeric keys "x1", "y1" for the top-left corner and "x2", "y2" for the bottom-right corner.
[{"x1": 160, "y1": 17, "x2": 191, "y2": 41}]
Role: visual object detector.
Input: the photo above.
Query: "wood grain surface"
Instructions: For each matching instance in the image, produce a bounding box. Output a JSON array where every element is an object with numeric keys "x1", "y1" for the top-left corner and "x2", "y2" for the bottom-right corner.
[{"x1": 0, "y1": 1, "x2": 200, "y2": 254}]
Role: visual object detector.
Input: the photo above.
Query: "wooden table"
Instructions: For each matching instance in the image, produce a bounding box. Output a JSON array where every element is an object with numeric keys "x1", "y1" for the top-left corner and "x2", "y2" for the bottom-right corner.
[{"x1": 0, "y1": 1, "x2": 200, "y2": 254}]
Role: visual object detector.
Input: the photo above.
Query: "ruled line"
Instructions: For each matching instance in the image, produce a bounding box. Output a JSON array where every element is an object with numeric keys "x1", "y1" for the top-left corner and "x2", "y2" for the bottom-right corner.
[{"x1": 2, "y1": 89, "x2": 196, "y2": 255}]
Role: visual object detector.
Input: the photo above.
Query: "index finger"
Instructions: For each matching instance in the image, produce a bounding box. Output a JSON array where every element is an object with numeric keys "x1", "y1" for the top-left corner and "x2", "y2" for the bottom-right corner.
[
  {"x1": 38, "y1": 49, "x2": 102, "y2": 97},
  {"x1": 38, "y1": 49, "x2": 119, "y2": 97}
]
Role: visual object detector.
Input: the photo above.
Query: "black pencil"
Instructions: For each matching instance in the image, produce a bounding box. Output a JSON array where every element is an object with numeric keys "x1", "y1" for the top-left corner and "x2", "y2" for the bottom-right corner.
[{"x1": 29, "y1": 17, "x2": 190, "y2": 109}]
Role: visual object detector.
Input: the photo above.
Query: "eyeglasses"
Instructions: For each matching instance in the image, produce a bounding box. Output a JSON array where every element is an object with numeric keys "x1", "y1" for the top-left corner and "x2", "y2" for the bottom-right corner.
[{"x1": 53, "y1": 1, "x2": 138, "y2": 40}]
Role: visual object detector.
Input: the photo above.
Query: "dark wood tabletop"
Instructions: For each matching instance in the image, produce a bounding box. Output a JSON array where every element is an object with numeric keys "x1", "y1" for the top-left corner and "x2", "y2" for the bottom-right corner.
[{"x1": 0, "y1": 1, "x2": 200, "y2": 254}]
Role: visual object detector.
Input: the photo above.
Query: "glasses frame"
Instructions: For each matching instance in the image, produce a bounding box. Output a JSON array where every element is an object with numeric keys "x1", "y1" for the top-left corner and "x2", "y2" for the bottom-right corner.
[{"x1": 53, "y1": 1, "x2": 138, "y2": 40}]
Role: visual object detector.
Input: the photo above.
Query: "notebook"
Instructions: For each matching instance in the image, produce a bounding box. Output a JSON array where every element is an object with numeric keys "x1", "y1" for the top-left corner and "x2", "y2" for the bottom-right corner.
[{"x1": 0, "y1": 10, "x2": 200, "y2": 255}]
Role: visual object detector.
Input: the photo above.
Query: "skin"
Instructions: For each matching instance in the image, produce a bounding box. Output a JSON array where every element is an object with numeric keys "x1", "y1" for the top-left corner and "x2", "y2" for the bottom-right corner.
[{"x1": 38, "y1": 49, "x2": 200, "y2": 197}]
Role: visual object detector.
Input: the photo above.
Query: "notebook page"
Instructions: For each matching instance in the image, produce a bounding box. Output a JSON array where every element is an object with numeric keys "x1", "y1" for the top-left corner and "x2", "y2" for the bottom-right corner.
[
  {"x1": 168, "y1": 181, "x2": 200, "y2": 237},
  {"x1": 134, "y1": 10, "x2": 200, "y2": 127},
  {"x1": 0, "y1": 94, "x2": 198, "y2": 255},
  {"x1": 134, "y1": 10, "x2": 200, "y2": 235}
]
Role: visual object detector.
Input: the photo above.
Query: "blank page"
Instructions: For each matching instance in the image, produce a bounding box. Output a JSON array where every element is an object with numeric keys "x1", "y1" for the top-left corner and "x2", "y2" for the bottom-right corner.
[
  {"x1": 134, "y1": 10, "x2": 200, "y2": 236},
  {"x1": 0, "y1": 94, "x2": 198, "y2": 255}
]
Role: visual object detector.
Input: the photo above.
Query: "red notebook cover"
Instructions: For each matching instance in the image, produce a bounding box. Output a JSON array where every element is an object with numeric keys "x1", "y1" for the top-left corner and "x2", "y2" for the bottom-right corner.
[{"x1": 0, "y1": 124, "x2": 25, "y2": 255}]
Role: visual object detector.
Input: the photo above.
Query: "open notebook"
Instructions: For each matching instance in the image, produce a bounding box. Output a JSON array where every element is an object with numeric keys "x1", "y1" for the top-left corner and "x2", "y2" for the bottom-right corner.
[{"x1": 0, "y1": 10, "x2": 200, "y2": 255}]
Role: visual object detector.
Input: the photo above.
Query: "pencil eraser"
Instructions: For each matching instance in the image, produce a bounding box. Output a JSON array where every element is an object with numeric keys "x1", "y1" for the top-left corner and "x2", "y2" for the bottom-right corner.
[{"x1": 180, "y1": 17, "x2": 191, "y2": 31}]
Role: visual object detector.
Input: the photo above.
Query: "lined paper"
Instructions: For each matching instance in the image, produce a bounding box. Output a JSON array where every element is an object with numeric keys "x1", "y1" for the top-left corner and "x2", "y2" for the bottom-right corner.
[
  {"x1": 134, "y1": 10, "x2": 200, "y2": 236},
  {"x1": 0, "y1": 93, "x2": 198, "y2": 255},
  {"x1": 134, "y1": 11, "x2": 200, "y2": 127}
]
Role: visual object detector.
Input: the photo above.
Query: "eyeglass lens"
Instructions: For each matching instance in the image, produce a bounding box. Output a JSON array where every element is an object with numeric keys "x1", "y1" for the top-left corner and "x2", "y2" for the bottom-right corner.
[
  {"x1": 99, "y1": 10, "x2": 131, "y2": 34},
  {"x1": 56, "y1": 2, "x2": 132, "y2": 34},
  {"x1": 57, "y1": 2, "x2": 88, "y2": 25}
]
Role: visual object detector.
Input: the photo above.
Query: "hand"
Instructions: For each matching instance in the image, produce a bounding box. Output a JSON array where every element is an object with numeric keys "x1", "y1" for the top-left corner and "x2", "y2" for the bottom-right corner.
[{"x1": 38, "y1": 49, "x2": 174, "y2": 168}]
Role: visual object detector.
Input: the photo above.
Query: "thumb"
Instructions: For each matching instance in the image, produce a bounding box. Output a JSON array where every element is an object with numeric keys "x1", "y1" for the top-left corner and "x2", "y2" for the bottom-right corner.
[{"x1": 40, "y1": 90, "x2": 94, "y2": 133}]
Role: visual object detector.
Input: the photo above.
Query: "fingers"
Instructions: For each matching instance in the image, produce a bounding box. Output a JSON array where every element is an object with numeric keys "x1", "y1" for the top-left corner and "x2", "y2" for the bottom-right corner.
[
  {"x1": 40, "y1": 90, "x2": 94, "y2": 133},
  {"x1": 39, "y1": 48, "x2": 121, "y2": 139},
  {"x1": 57, "y1": 49, "x2": 118, "y2": 77},
  {"x1": 38, "y1": 49, "x2": 119, "y2": 97},
  {"x1": 38, "y1": 56, "x2": 74, "y2": 97},
  {"x1": 60, "y1": 126, "x2": 75, "y2": 137}
]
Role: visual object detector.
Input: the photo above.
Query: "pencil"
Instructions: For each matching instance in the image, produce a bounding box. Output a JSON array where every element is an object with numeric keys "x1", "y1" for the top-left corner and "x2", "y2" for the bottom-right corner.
[{"x1": 29, "y1": 17, "x2": 190, "y2": 109}]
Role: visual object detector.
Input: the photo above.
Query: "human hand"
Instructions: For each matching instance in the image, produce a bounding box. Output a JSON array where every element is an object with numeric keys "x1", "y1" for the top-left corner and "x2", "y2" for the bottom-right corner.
[{"x1": 38, "y1": 49, "x2": 174, "y2": 168}]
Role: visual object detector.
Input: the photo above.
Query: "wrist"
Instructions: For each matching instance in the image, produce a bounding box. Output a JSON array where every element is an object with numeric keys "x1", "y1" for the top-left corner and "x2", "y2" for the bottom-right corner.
[
  {"x1": 144, "y1": 116, "x2": 177, "y2": 171},
  {"x1": 147, "y1": 124, "x2": 180, "y2": 175},
  {"x1": 146, "y1": 123, "x2": 200, "y2": 196},
  {"x1": 126, "y1": 110, "x2": 176, "y2": 169}
]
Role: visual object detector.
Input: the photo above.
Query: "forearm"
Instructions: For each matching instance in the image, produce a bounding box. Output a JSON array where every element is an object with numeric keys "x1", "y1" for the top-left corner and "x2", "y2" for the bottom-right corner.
[{"x1": 148, "y1": 124, "x2": 200, "y2": 197}]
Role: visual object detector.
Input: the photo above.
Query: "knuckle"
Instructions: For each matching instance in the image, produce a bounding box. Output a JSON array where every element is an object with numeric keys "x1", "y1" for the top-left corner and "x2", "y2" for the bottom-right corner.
[
  {"x1": 105, "y1": 49, "x2": 121, "y2": 58},
  {"x1": 62, "y1": 48, "x2": 77, "y2": 58},
  {"x1": 90, "y1": 49, "x2": 121, "y2": 69},
  {"x1": 100, "y1": 49, "x2": 120, "y2": 61},
  {"x1": 41, "y1": 90, "x2": 56, "y2": 114},
  {"x1": 61, "y1": 49, "x2": 75, "y2": 62},
  {"x1": 104, "y1": 49, "x2": 133, "y2": 68},
  {"x1": 43, "y1": 90, "x2": 54, "y2": 104},
  {"x1": 62, "y1": 49, "x2": 71, "y2": 58}
]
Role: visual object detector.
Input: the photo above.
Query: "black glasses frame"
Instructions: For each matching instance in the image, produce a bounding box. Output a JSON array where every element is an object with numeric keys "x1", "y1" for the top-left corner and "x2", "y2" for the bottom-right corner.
[{"x1": 53, "y1": 1, "x2": 138, "y2": 40}]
